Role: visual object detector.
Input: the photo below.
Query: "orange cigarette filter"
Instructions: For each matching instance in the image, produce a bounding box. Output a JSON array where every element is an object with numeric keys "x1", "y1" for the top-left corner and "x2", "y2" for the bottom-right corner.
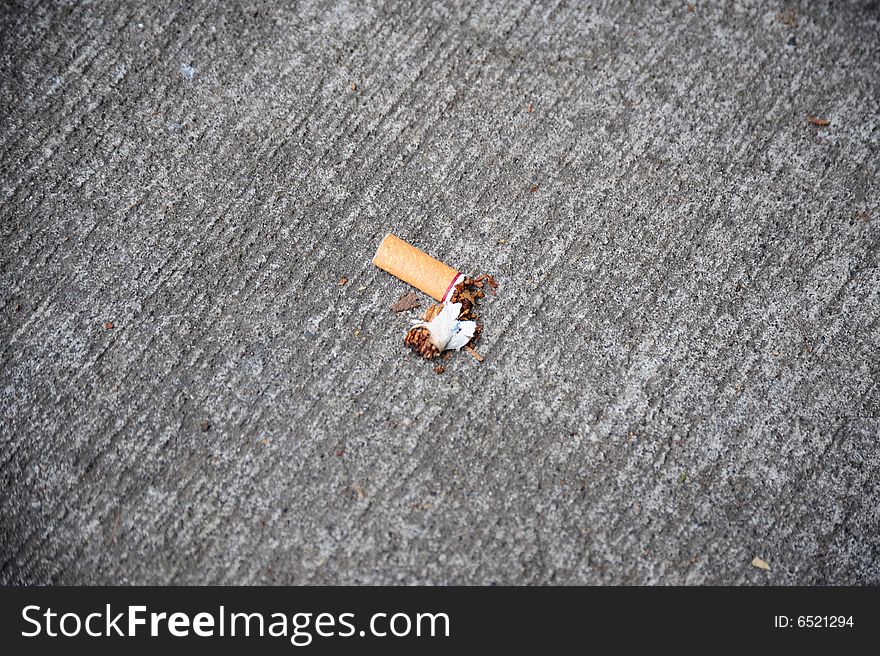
[{"x1": 372, "y1": 234, "x2": 461, "y2": 302}]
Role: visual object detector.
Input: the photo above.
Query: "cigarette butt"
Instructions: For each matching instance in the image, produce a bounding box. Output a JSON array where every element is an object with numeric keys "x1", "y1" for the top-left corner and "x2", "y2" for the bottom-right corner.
[{"x1": 372, "y1": 234, "x2": 461, "y2": 302}]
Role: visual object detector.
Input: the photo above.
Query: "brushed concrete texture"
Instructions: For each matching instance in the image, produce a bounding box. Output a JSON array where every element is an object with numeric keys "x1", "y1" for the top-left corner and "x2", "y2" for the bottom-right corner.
[{"x1": 1, "y1": 0, "x2": 878, "y2": 585}]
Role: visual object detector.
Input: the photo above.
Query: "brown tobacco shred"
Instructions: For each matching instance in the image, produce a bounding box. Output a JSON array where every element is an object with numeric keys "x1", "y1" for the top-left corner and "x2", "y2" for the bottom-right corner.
[
  {"x1": 404, "y1": 325, "x2": 440, "y2": 359},
  {"x1": 473, "y1": 273, "x2": 498, "y2": 293},
  {"x1": 422, "y1": 303, "x2": 442, "y2": 322},
  {"x1": 390, "y1": 291, "x2": 420, "y2": 312},
  {"x1": 806, "y1": 115, "x2": 830, "y2": 127},
  {"x1": 448, "y1": 277, "x2": 485, "y2": 344},
  {"x1": 464, "y1": 345, "x2": 485, "y2": 363}
]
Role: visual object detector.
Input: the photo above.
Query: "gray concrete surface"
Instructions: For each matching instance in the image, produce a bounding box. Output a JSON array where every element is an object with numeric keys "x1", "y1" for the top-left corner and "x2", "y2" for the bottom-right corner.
[{"x1": 1, "y1": 0, "x2": 878, "y2": 585}]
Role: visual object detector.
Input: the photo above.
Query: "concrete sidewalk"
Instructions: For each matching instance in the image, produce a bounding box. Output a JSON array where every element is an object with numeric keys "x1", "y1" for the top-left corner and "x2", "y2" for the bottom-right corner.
[{"x1": 1, "y1": 1, "x2": 878, "y2": 584}]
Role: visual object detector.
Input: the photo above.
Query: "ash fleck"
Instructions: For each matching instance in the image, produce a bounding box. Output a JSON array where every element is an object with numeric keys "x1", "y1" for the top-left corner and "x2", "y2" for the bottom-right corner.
[
  {"x1": 751, "y1": 556, "x2": 771, "y2": 571},
  {"x1": 180, "y1": 63, "x2": 197, "y2": 81}
]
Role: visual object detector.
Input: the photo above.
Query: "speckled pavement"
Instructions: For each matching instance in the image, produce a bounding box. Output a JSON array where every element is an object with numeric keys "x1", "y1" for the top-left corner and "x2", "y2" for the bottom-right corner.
[{"x1": 1, "y1": 1, "x2": 878, "y2": 584}]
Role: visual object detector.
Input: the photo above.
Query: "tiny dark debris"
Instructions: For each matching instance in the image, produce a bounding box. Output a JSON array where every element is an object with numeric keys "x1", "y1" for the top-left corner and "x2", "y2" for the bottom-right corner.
[{"x1": 200, "y1": 419, "x2": 211, "y2": 432}]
